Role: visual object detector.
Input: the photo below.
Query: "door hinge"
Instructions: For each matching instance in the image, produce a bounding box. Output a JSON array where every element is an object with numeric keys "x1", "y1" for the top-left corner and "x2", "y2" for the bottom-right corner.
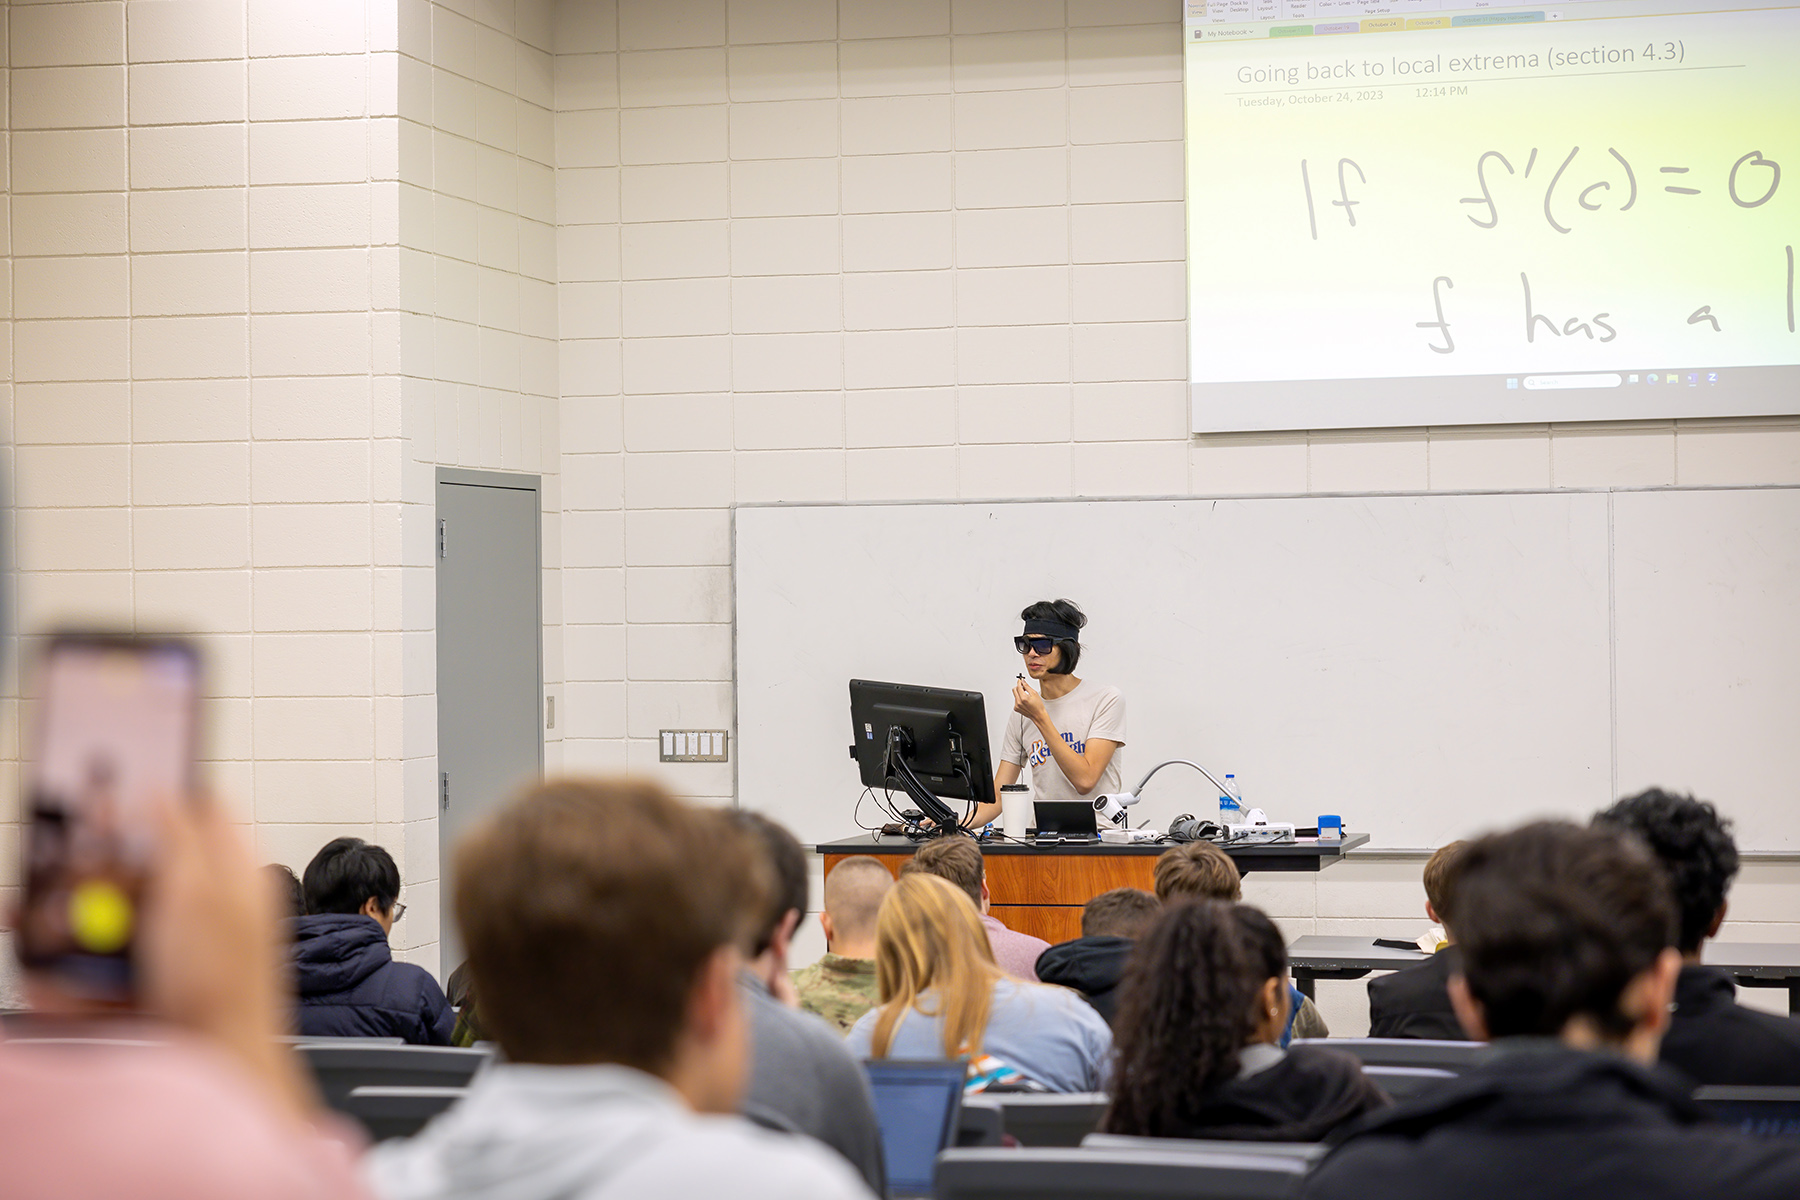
[
  {"x1": 440, "y1": 771, "x2": 449, "y2": 810},
  {"x1": 437, "y1": 518, "x2": 447, "y2": 559},
  {"x1": 545, "y1": 695, "x2": 555, "y2": 730}
]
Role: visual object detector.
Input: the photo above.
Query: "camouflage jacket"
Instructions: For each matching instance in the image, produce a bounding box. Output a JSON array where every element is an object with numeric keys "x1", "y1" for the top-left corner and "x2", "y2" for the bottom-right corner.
[{"x1": 789, "y1": 953, "x2": 879, "y2": 1036}]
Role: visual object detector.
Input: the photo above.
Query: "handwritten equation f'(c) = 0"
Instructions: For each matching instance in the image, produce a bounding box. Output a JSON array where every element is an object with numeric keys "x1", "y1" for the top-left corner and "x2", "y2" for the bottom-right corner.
[{"x1": 1301, "y1": 158, "x2": 1367, "y2": 241}]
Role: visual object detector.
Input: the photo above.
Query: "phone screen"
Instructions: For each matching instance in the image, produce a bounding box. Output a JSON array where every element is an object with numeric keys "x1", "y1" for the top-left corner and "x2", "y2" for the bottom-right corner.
[{"x1": 18, "y1": 635, "x2": 201, "y2": 1000}]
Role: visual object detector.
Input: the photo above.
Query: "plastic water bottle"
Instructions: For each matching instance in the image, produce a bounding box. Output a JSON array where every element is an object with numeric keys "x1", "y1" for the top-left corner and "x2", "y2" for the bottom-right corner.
[{"x1": 1219, "y1": 773, "x2": 1242, "y2": 824}]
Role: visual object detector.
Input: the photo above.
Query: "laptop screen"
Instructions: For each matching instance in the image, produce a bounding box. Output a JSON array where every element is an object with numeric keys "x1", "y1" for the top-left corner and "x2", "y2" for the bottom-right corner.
[
  {"x1": 1034, "y1": 800, "x2": 1098, "y2": 838},
  {"x1": 863, "y1": 1060, "x2": 966, "y2": 1197}
]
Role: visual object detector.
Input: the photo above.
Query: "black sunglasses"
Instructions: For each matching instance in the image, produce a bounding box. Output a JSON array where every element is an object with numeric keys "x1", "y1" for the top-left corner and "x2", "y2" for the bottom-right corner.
[{"x1": 1014, "y1": 635, "x2": 1058, "y2": 655}]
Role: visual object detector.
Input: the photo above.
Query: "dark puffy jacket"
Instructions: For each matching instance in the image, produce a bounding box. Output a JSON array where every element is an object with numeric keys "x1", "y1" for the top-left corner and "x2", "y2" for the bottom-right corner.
[{"x1": 291, "y1": 913, "x2": 454, "y2": 1045}]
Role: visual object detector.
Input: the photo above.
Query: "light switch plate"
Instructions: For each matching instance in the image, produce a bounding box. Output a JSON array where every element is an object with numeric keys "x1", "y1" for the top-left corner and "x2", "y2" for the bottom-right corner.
[{"x1": 659, "y1": 729, "x2": 730, "y2": 762}]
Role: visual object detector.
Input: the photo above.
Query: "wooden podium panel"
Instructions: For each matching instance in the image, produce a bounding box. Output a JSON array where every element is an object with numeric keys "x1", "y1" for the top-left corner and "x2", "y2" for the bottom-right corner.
[{"x1": 817, "y1": 833, "x2": 1365, "y2": 951}]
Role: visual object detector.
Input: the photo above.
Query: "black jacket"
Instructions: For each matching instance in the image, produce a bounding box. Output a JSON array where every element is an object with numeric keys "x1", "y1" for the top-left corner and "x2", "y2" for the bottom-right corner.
[
  {"x1": 1109, "y1": 1046, "x2": 1390, "y2": 1143},
  {"x1": 1367, "y1": 948, "x2": 1469, "y2": 1041},
  {"x1": 291, "y1": 913, "x2": 455, "y2": 1045},
  {"x1": 1303, "y1": 1043, "x2": 1800, "y2": 1200},
  {"x1": 1171, "y1": 1046, "x2": 1390, "y2": 1142},
  {"x1": 1661, "y1": 964, "x2": 1800, "y2": 1086},
  {"x1": 1035, "y1": 936, "x2": 1135, "y2": 1024}
]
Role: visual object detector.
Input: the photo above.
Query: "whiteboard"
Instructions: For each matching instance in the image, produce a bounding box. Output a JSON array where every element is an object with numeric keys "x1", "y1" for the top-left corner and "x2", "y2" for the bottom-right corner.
[{"x1": 734, "y1": 488, "x2": 1800, "y2": 853}]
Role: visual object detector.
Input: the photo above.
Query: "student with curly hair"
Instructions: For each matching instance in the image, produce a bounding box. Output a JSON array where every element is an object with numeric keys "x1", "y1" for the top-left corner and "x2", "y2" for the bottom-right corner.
[{"x1": 1102, "y1": 900, "x2": 1387, "y2": 1142}]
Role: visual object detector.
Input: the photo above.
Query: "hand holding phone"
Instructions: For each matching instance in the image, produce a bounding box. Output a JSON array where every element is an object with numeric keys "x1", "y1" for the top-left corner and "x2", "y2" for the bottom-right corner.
[{"x1": 18, "y1": 634, "x2": 201, "y2": 1003}]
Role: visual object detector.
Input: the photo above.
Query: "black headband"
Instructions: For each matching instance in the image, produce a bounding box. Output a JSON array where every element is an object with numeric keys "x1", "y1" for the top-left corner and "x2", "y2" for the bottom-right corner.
[{"x1": 1023, "y1": 618, "x2": 1079, "y2": 642}]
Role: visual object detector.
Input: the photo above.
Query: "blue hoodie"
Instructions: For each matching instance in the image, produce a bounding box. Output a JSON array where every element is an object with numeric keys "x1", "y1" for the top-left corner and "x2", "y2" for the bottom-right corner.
[{"x1": 291, "y1": 913, "x2": 454, "y2": 1045}]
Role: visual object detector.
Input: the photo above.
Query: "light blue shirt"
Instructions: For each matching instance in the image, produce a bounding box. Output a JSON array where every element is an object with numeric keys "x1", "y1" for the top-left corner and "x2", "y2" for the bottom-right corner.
[{"x1": 845, "y1": 977, "x2": 1113, "y2": 1093}]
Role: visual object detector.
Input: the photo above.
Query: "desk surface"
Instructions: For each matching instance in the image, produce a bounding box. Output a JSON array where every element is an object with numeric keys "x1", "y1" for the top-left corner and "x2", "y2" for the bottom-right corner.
[
  {"x1": 817, "y1": 831, "x2": 1369, "y2": 873},
  {"x1": 1286, "y1": 935, "x2": 1800, "y2": 977}
]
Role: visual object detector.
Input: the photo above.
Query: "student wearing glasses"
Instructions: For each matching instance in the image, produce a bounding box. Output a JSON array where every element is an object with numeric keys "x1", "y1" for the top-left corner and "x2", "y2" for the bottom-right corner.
[
  {"x1": 968, "y1": 599, "x2": 1125, "y2": 830},
  {"x1": 291, "y1": 836, "x2": 454, "y2": 1044}
]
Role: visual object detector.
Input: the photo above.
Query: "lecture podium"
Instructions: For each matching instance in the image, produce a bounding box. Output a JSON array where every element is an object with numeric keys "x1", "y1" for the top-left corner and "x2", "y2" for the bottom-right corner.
[{"x1": 815, "y1": 831, "x2": 1368, "y2": 945}]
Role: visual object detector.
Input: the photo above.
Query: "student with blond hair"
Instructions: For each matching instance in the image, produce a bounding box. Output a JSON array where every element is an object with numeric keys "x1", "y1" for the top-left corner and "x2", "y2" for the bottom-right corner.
[{"x1": 843, "y1": 873, "x2": 1112, "y2": 1093}]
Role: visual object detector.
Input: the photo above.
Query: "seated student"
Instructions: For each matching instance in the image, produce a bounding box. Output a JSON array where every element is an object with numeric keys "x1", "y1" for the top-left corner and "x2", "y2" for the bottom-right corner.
[
  {"x1": 292, "y1": 837, "x2": 453, "y2": 1044},
  {"x1": 727, "y1": 812, "x2": 886, "y2": 1196},
  {"x1": 366, "y1": 779, "x2": 874, "y2": 1200},
  {"x1": 900, "y1": 836, "x2": 1048, "y2": 981},
  {"x1": 1035, "y1": 887, "x2": 1160, "y2": 1025},
  {"x1": 3, "y1": 798, "x2": 368, "y2": 1200},
  {"x1": 1595, "y1": 789, "x2": 1800, "y2": 1086},
  {"x1": 1302, "y1": 822, "x2": 1800, "y2": 1200},
  {"x1": 791, "y1": 855, "x2": 893, "y2": 1034},
  {"x1": 1154, "y1": 841, "x2": 1329, "y2": 1040},
  {"x1": 845, "y1": 873, "x2": 1113, "y2": 1093},
  {"x1": 1103, "y1": 900, "x2": 1388, "y2": 1142},
  {"x1": 1367, "y1": 840, "x2": 1469, "y2": 1040}
]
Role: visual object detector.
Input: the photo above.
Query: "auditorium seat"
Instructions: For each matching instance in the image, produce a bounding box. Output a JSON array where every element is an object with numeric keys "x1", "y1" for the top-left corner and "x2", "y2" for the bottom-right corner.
[
  {"x1": 342, "y1": 1085, "x2": 467, "y2": 1141},
  {"x1": 296, "y1": 1042, "x2": 491, "y2": 1112},
  {"x1": 974, "y1": 1092, "x2": 1111, "y2": 1146},
  {"x1": 933, "y1": 1146, "x2": 1308, "y2": 1199},
  {"x1": 1362, "y1": 1064, "x2": 1459, "y2": 1099},
  {"x1": 1082, "y1": 1133, "x2": 1327, "y2": 1165},
  {"x1": 1291, "y1": 1037, "x2": 1484, "y2": 1072}
]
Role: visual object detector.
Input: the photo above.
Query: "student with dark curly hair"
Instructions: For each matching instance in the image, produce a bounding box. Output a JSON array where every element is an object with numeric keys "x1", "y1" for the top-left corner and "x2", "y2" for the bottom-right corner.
[
  {"x1": 1101, "y1": 901, "x2": 1387, "y2": 1142},
  {"x1": 975, "y1": 598, "x2": 1126, "y2": 829},
  {"x1": 1594, "y1": 789, "x2": 1800, "y2": 1086}
]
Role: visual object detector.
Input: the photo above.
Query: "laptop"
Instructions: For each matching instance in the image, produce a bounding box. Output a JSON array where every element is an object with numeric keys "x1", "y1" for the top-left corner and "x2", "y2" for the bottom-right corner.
[
  {"x1": 862, "y1": 1059, "x2": 967, "y2": 1198},
  {"x1": 1694, "y1": 1086, "x2": 1800, "y2": 1139},
  {"x1": 1033, "y1": 799, "x2": 1099, "y2": 842}
]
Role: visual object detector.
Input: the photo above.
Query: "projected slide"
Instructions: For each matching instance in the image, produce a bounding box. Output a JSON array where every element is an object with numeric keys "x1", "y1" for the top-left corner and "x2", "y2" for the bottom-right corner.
[{"x1": 1183, "y1": 0, "x2": 1800, "y2": 431}]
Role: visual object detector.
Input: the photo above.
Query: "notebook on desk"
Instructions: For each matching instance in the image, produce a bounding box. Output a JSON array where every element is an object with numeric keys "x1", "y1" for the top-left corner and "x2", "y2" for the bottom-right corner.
[{"x1": 1032, "y1": 800, "x2": 1099, "y2": 842}]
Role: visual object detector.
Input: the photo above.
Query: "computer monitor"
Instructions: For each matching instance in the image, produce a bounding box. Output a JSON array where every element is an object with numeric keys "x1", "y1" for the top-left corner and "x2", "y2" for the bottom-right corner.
[
  {"x1": 862, "y1": 1059, "x2": 967, "y2": 1198},
  {"x1": 848, "y1": 679, "x2": 996, "y2": 832}
]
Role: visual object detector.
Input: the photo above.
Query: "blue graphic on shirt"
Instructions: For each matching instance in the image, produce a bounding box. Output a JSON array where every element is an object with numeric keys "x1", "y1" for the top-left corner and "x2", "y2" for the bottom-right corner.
[{"x1": 1028, "y1": 731, "x2": 1084, "y2": 768}]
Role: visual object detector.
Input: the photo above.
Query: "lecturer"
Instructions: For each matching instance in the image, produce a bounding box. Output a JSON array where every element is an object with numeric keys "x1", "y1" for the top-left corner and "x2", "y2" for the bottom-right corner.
[{"x1": 969, "y1": 599, "x2": 1127, "y2": 829}]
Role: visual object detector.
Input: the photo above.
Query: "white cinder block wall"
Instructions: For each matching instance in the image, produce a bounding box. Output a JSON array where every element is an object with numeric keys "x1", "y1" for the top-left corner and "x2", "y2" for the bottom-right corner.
[
  {"x1": 551, "y1": 0, "x2": 1800, "y2": 1033},
  {"x1": 394, "y1": 0, "x2": 560, "y2": 969},
  {"x1": 1, "y1": 0, "x2": 1796, "y2": 1013},
  {"x1": 0, "y1": 0, "x2": 560, "y2": 975}
]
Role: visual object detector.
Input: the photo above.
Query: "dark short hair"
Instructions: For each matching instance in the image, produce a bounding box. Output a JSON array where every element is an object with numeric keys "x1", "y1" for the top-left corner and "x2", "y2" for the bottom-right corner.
[
  {"x1": 1104, "y1": 901, "x2": 1288, "y2": 1137},
  {"x1": 1021, "y1": 599, "x2": 1086, "y2": 674},
  {"x1": 1453, "y1": 821, "x2": 1676, "y2": 1040},
  {"x1": 727, "y1": 809, "x2": 810, "y2": 956},
  {"x1": 454, "y1": 778, "x2": 763, "y2": 1068},
  {"x1": 1153, "y1": 841, "x2": 1242, "y2": 903},
  {"x1": 302, "y1": 837, "x2": 401, "y2": 916},
  {"x1": 901, "y1": 835, "x2": 985, "y2": 908},
  {"x1": 1422, "y1": 840, "x2": 1467, "y2": 925},
  {"x1": 1593, "y1": 789, "x2": 1739, "y2": 955},
  {"x1": 1082, "y1": 888, "x2": 1161, "y2": 939}
]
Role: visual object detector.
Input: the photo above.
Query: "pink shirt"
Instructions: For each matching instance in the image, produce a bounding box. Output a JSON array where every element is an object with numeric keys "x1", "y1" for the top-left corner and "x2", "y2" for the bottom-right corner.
[
  {"x1": 981, "y1": 913, "x2": 1050, "y2": 982},
  {"x1": 0, "y1": 1028, "x2": 369, "y2": 1200}
]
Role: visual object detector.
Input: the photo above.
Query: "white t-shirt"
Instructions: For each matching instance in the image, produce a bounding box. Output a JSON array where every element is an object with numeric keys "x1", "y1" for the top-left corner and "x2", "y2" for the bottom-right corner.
[{"x1": 1001, "y1": 680, "x2": 1126, "y2": 801}]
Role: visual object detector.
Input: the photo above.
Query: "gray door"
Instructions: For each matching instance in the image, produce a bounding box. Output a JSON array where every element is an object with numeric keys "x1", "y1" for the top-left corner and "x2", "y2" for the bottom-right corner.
[{"x1": 436, "y1": 470, "x2": 543, "y2": 974}]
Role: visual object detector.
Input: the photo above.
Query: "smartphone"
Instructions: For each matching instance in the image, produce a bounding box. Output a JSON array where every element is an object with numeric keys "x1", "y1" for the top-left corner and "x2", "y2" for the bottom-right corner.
[{"x1": 17, "y1": 633, "x2": 202, "y2": 1002}]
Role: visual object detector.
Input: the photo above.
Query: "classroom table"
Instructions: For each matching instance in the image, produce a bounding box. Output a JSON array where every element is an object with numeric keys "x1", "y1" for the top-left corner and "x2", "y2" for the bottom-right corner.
[
  {"x1": 1287, "y1": 934, "x2": 1800, "y2": 1014},
  {"x1": 817, "y1": 831, "x2": 1368, "y2": 945}
]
